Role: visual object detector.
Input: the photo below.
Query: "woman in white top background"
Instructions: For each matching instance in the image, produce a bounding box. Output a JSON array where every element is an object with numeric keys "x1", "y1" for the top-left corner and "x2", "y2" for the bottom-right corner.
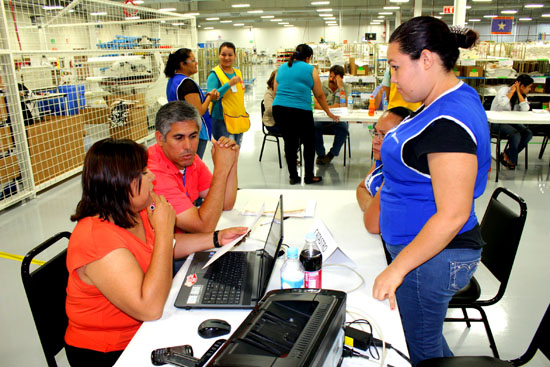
[{"x1": 490, "y1": 74, "x2": 534, "y2": 169}]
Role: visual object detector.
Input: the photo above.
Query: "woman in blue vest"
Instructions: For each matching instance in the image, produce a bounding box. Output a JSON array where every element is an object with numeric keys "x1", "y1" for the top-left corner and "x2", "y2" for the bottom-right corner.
[
  {"x1": 272, "y1": 44, "x2": 339, "y2": 185},
  {"x1": 164, "y1": 48, "x2": 219, "y2": 158},
  {"x1": 371, "y1": 17, "x2": 491, "y2": 365}
]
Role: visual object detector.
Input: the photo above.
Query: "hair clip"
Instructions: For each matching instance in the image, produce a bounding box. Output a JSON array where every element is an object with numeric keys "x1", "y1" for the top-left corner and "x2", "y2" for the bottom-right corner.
[{"x1": 449, "y1": 25, "x2": 469, "y2": 35}]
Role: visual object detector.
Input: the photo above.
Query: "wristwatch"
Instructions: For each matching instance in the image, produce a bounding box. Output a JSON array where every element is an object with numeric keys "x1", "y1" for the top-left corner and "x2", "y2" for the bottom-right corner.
[{"x1": 213, "y1": 230, "x2": 221, "y2": 248}]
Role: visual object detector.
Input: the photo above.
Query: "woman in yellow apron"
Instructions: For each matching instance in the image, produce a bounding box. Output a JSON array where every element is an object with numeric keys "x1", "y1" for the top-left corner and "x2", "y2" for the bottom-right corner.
[{"x1": 207, "y1": 42, "x2": 249, "y2": 146}]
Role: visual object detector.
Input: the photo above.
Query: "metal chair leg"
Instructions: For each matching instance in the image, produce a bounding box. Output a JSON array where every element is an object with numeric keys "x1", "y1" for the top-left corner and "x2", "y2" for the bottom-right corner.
[
  {"x1": 477, "y1": 306, "x2": 500, "y2": 359},
  {"x1": 462, "y1": 307, "x2": 471, "y2": 328},
  {"x1": 276, "y1": 137, "x2": 282, "y2": 169},
  {"x1": 259, "y1": 135, "x2": 267, "y2": 162}
]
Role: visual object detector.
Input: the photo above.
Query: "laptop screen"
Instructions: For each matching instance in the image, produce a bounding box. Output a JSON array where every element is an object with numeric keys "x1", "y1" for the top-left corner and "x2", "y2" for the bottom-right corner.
[{"x1": 258, "y1": 195, "x2": 283, "y2": 296}]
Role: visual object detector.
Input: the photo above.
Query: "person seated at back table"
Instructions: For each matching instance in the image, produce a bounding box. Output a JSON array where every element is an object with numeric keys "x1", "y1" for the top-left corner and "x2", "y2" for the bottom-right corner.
[
  {"x1": 65, "y1": 139, "x2": 246, "y2": 367},
  {"x1": 490, "y1": 74, "x2": 534, "y2": 170},
  {"x1": 313, "y1": 65, "x2": 351, "y2": 165},
  {"x1": 148, "y1": 101, "x2": 238, "y2": 233},
  {"x1": 262, "y1": 70, "x2": 280, "y2": 134},
  {"x1": 356, "y1": 107, "x2": 412, "y2": 234}
]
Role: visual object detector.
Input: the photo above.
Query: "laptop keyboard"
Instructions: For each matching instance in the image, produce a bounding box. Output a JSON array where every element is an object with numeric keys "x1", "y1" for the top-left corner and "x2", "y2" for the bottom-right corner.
[{"x1": 202, "y1": 252, "x2": 247, "y2": 304}]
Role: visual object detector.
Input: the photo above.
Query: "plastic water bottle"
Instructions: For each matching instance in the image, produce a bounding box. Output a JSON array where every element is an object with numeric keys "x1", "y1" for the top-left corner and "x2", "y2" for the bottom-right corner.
[
  {"x1": 347, "y1": 94, "x2": 354, "y2": 113},
  {"x1": 339, "y1": 90, "x2": 346, "y2": 108},
  {"x1": 382, "y1": 98, "x2": 388, "y2": 111},
  {"x1": 300, "y1": 233, "x2": 323, "y2": 289},
  {"x1": 280, "y1": 247, "x2": 305, "y2": 289}
]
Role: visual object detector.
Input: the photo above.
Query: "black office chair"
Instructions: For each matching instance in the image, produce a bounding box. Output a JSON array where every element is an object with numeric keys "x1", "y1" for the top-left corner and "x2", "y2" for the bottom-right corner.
[
  {"x1": 445, "y1": 187, "x2": 527, "y2": 358},
  {"x1": 320, "y1": 122, "x2": 351, "y2": 166},
  {"x1": 491, "y1": 127, "x2": 529, "y2": 182},
  {"x1": 21, "y1": 231, "x2": 71, "y2": 367},
  {"x1": 419, "y1": 304, "x2": 549, "y2": 367},
  {"x1": 259, "y1": 100, "x2": 301, "y2": 168}
]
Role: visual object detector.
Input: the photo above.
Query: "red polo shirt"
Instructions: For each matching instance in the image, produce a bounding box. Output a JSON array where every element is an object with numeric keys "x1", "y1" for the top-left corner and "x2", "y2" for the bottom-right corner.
[{"x1": 147, "y1": 144, "x2": 212, "y2": 215}]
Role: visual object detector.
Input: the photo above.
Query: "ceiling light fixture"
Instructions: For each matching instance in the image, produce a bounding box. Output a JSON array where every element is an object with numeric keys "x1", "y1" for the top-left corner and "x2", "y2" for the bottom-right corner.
[
  {"x1": 472, "y1": 0, "x2": 492, "y2": 2},
  {"x1": 233, "y1": 23, "x2": 245, "y2": 26},
  {"x1": 159, "y1": 8, "x2": 176, "y2": 12},
  {"x1": 466, "y1": 5, "x2": 472, "y2": 8},
  {"x1": 206, "y1": 17, "x2": 219, "y2": 20},
  {"x1": 247, "y1": 10, "x2": 263, "y2": 13},
  {"x1": 90, "y1": 12, "x2": 107, "y2": 16},
  {"x1": 542, "y1": 14, "x2": 550, "y2": 17},
  {"x1": 184, "y1": 12, "x2": 200, "y2": 16},
  {"x1": 278, "y1": 22, "x2": 289, "y2": 24},
  {"x1": 519, "y1": 17, "x2": 533, "y2": 20},
  {"x1": 261, "y1": 15, "x2": 274, "y2": 18},
  {"x1": 384, "y1": 6, "x2": 400, "y2": 9},
  {"x1": 389, "y1": 0, "x2": 409, "y2": 3},
  {"x1": 125, "y1": 16, "x2": 140, "y2": 20},
  {"x1": 524, "y1": 4, "x2": 543, "y2": 8},
  {"x1": 284, "y1": 24, "x2": 295, "y2": 27},
  {"x1": 220, "y1": 20, "x2": 232, "y2": 23},
  {"x1": 311, "y1": 1, "x2": 330, "y2": 4},
  {"x1": 232, "y1": 4, "x2": 250, "y2": 8},
  {"x1": 133, "y1": 0, "x2": 144, "y2": 3},
  {"x1": 469, "y1": 18, "x2": 481, "y2": 21},
  {"x1": 379, "y1": 12, "x2": 393, "y2": 14},
  {"x1": 270, "y1": 18, "x2": 283, "y2": 21},
  {"x1": 204, "y1": 27, "x2": 214, "y2": 29},
  {"x1": 483, "y1": 14, "x2": 498, "y2": 17},
  {"x1": 501, "y1": 10, "x2": 518, "y2": 14},
  {"x1": 377, "y1": 15, "x2": 385, "y2": 18},
  {"x1": 434, "y1": 15, "x2": 442, "y2": 18},
  {"x1": 42, "y1": 5, "x2": 63, "y2": 10},
  {"x1": 316, "y1": 8, "x2": 333, "y2": 12},
  {"x1": 325, "y1": 17, "x2": 336, "y2": 19},
  {"x1": 172, "y1": 22, "x2": 186, "y2": 25},
  {"x1": 319, "y1": 13, "x2": 334, "y2": 17}
]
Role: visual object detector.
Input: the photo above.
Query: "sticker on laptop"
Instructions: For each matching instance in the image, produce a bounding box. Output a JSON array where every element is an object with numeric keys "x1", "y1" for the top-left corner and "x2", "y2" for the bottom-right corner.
[
  {"x1": 187, "y1": 285, "x2": 202, "y2": 304},
  {"x1": 185, "y1": 273, "x2": 197, "y2": 287}
]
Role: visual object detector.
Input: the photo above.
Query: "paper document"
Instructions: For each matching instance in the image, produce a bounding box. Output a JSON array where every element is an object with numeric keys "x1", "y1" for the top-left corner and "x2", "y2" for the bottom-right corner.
[
  {"x1": 310, "y1": 218, "x2": 356, "y2": 267},
  {"x1": 202, "y1": 203, "x2": 265, "y2": 269},
  {"x1": 242, "y1": 196, "x2": 315, "y2": 218}
]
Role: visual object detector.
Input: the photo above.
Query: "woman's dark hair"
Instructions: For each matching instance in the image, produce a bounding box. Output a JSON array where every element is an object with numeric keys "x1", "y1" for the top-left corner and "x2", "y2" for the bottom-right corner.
[
  {"x1": 71, "y1": 138, "x2": 148, "y2": 229},
  {"x1": 510, "y1": 74, "x2": 535, "y2": 107},
  {"x1": 164, "y1": 48, "x2": 193, "y2": 78},
  {"x1": 266, "y1": 70, "x2": 277, "y2": 90},
  {"x1": 288, "y1": 44, "x2": 313, "y2": 67},
  {"x1": 219, "y1": 41, "x2": 236, "y2": 54},
  {"x1": 387, "y1": 106, "x2": 413, "y2": 120},
  {"x1": 389, "y1": 16, "x2": 479, "y2": 71}
]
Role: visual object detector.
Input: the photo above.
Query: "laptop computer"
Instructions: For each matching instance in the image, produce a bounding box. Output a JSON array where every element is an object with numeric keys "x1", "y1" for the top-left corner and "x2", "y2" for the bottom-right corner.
[{"x1": 174, "y1": 195, "x2": 284, "y2": 309}]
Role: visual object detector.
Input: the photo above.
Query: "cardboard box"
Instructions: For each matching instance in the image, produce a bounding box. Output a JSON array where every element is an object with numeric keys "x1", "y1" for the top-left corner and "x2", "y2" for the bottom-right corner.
[
  {"x1": 26, "y1": 114, "x2": 85, "y2": 185},
  {"x1": 462, "y1": 65, "x2": 483, "y2": 77},
  {"x1": 356, "y1": 66, "x2": 367, "y2": 76},
  {"x1": 0, "y1": 96, "x2": 7, "y2": 122},
  {"x1": 532, "y1": 83, "x2": 546, "y2": 93},
  {"x1": 1, "y1": 125, "x2": 14, "y2": 155},
  {"x1": 80, "y1": 107, "x2": 110, "y2": 125},
  {"x1": 109, "y1": 106, "x2": 148, "y2": 141},
  {"x1": 105, "y1": 92, "x2": 145, "y2": 109},
  {"x1": 452, "y1": 67, "x2": 461, "y2": 76},
  {"x1": 0, "y1": 154, "x2": 20, "y2": 185},
  {"x1": 349, "y1": 57, "x2": 357, "y2": 76}
]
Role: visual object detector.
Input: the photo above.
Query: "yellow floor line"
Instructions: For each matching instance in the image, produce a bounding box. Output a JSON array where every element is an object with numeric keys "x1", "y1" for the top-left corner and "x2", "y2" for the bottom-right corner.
[{"x1": 0, "y1": 251, "x2": 45, "y2": 265}]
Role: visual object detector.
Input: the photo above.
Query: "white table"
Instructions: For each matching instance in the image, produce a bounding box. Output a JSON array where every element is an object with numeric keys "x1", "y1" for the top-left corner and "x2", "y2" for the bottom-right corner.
[
  {"x1": 486, "y1": 110, "x2": 550, "y2": 181},
  {"x1": 313, "y1": 108, "x2": 382, "y2": 123},
  {"x1": 114, "y1": 189, "x2": 409, "y2": 367}
]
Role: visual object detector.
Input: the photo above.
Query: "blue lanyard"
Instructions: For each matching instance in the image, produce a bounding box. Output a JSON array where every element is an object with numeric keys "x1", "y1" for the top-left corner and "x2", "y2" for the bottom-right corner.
[{"x1": 182, "y1": 167, "x2": 189, "y2": 198}]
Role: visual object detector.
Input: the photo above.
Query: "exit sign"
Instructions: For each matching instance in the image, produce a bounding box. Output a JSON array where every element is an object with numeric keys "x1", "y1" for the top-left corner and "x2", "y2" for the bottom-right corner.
[{"x1": 443, "y1": 6, "x2": 455, "y2": 14}]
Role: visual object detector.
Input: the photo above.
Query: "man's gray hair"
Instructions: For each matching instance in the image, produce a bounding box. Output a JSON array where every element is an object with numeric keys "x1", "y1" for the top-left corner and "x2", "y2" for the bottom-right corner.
[{"x1": 155, "y1": 101, "x2": 202, "y2": 140}]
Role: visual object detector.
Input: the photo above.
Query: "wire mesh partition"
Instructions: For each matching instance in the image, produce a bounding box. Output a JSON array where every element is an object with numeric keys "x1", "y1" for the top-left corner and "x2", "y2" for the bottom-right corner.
[{"x1": 0, "y1": 0, "x2": 197, "y2": 210}]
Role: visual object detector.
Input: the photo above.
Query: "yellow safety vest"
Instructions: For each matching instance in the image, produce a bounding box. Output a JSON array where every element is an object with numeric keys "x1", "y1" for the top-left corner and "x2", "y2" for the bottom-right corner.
[
  {"x1": 388, "y1": 69, "x2": 422, "y2": 111},
  {"x1": 212, "y1": 65, "x2": 250, "y2": 134}
]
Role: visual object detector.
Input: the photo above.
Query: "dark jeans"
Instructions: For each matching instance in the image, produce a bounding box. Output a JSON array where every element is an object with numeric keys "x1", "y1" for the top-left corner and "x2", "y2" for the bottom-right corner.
[
  {"x1": 314, "y1": 121, "x2": 349, "y2": 157},
  {"x1": 272, "y1": 105, "x2": 316, "y2": 180},
  {"x1": 386, "y1": 244, "x2": 481, "y2": 366},
  {"x1": 66, "y1": 344, "x2": 123, "y2": 367},
  {"x1": 492, "y1": 124, "x2": 533, "y2": 165},
  {"x1": 212, "y1": 118, "x2": 243, "y2": 146}
]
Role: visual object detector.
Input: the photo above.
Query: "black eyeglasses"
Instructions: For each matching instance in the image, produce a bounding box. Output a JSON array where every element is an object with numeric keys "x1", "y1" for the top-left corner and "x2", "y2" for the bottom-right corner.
[{"x1": 370, "y1": 128, "x2": 386, "y2": 140}]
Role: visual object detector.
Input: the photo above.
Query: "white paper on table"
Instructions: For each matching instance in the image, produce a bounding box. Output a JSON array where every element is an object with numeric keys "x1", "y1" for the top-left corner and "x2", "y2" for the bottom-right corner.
[
  {"x1": 202, "y1": 203, "x2": 265, "y2": 269},
  {"x1": 242, "y1": 197, "x2": 316, "y2": 218},
  {"x1": 310, "y1": 218, "x2": 356, "y2": 267}
]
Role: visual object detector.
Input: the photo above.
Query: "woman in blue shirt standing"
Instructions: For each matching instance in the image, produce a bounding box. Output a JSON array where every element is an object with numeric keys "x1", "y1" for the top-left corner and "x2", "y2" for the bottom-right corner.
[
  {"x1": 164, "y1": 48, "x2": 219, "y2": 158},
  {"x1": 371, "y1": 17, "x2": 490, "y2": 365},
  {"x1": 272, "y1": 44, "x2": 339, "y2": 185}
]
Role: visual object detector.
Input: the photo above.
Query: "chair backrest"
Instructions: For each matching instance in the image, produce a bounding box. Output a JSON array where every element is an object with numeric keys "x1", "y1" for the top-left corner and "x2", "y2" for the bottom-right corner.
[
  {"x1": 479, "y1": 187, "x2": 527, "y2": 301},
  {"x1": 511, "y1": 304, "x2": 550, "y2": 366},
  {"x1": 21, "y1": 232, "x2": 71, "y2": 367}
]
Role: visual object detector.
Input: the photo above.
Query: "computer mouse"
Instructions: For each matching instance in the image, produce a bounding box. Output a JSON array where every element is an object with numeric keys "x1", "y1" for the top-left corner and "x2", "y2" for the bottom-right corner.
[{"x1": 197, "y1": 319, "x2": 231, "y2": 339}]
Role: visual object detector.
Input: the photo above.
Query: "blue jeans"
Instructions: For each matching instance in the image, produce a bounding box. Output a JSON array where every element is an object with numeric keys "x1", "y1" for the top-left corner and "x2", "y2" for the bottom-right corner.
[
  {"x1": 314, "y1": 121, "x2": 349, "y2": 157},
  {"x1": 212, "y1": 118, "x2": 243, "y2": 146},
  {"x1": 492, "y1": 124, "x2": 533, "y2": 165},
  {"x1": 386, "y1": 244, "x2": 481, "y2": 366},
  {"x1": 197, "y1": 139, "x2": 208, "y2": 159}
]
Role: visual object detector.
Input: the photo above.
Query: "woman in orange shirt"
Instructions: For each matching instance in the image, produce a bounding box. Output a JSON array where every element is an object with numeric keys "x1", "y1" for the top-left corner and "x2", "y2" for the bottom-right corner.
[{"x1": 65, "y1": 139, "x2": 246, "y2": 366}]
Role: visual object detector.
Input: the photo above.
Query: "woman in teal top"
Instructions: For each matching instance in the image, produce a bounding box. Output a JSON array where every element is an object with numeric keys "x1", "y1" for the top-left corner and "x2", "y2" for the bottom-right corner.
[
  {"x1": 272, "y1": 44, "x2": 338, "y2": 185},
  {"x1": 207, "y1": 42, "x2": 245, "y2": 146}
]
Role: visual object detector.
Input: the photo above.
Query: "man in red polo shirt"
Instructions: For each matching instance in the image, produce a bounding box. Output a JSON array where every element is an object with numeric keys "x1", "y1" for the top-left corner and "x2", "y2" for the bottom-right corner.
[{"x1": 148, "y1": 101, "x2": 238, "y2": 233}]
